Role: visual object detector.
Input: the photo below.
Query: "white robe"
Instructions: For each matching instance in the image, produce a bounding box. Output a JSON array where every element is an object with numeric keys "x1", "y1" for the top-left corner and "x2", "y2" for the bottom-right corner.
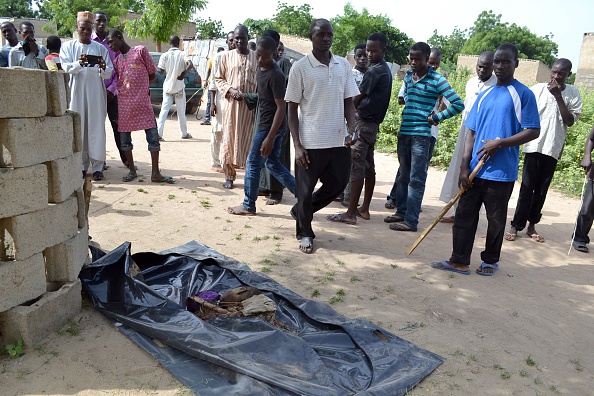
[
  {"x1": 439, "y1": 74, "x2": 497, "y2": 203},
  {"x1": 60, "y1": 40, "x2": 113, "y2": 164}
]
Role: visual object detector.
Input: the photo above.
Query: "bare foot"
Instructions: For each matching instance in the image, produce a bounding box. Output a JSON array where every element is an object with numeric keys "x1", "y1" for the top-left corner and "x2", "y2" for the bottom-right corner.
[
  {"x1": 504, "y1": 226, "x2": 518, "y2": 241},
  {"x1": 356, "y1": 208, "x2": 370, "y2": 220}
]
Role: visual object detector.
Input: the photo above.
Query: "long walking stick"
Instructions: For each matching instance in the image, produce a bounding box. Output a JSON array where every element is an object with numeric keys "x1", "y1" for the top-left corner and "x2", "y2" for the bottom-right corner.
[
  {"x1": 406, "y1": 157, "x2": 486, "y2": 255},
  {"x1": 568, "y1": 175, "x2": 588, "y2": 255}
]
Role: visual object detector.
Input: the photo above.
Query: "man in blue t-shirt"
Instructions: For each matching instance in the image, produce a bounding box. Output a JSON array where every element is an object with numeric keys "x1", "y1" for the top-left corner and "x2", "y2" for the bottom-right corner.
[{"x1": 431, "y1": 43, "x2": 541, "y2": 276}]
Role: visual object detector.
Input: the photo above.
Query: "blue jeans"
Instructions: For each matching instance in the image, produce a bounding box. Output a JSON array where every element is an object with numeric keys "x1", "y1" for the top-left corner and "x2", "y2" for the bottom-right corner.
[
  {"x1": 395, "y1": 135, "x2": 430, "y2": 229},
  {"x1": 243, "y1": 129, "x2": 296, "y2": 212},
  {"x1": 204, "y1": 90, "x2": 211, "y2": 121}
]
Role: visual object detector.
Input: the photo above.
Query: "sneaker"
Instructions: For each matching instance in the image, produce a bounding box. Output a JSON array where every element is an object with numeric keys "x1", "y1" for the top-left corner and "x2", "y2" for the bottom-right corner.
[
  {"x1": 181, "y1": 134, "x2": 193, "y2": 139},
  {"x1": 200, "y1": 120, "x2": 211, "y2": 125}
]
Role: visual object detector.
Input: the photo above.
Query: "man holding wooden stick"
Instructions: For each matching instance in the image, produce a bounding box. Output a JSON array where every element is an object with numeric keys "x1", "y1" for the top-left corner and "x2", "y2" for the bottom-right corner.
[{"x1": 430, "y1": 43, "x2": 540, "y2": 276}]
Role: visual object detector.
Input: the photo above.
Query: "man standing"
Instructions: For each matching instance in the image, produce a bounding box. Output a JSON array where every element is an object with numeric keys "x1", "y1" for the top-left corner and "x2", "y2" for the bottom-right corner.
[
  {"x1": 209, "y1": 32, "x2": 235, "y2": 173},
  {"x1": 60, "y1": 11, "x2": 113, "y2": 180},
  {"x1": 438, "y1": 51, "x2": 496, "y2": 222},
  {"x1": 0, "y1": 22, "x2": 19, "y2": 67},
  {"x1": 93, "y1": 10, "x2": 127, "y2": 168},
  {"x1": 215, "y1": 25, "x2": 257, "y2": 189},
  {"x1": 285, "y1": 19, "x2": 359, "y2": 254},
  {"x1": 200, "y1": 48, "x2": 219, "y2": 126},
  {"x1": 572, "y1": 126, "x2": 594, "y2": 253},
  {"x1": 107, "y1": 29, "x2": 175, "y2": 184},
  {"x1": 8, "y1": 21, "x2": 48, "y2": 69},
  {"x1": 327, "y1": 32, "x2": 392, "y2": 225},
  {"x1": 506, "y1": 59, "x2": 582, "y2": 243},
  {"x1": 431, "y1": 43, "x2": 540, "y2": 276},
  {"x1": 385, "y1": 42, "x2": 464, "y2": 232},
  {"x1": 156, "y1": 35, "x2": 194, "y2": 140}
]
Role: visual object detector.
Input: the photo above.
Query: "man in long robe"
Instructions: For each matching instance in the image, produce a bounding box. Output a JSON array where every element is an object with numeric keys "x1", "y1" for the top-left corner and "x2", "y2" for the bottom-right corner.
[
  {"x1": 60, "y1": 11, "x2": 113, "y2": 180},
  {"x1": 215, "y1": 25, "x2": 257, "y2": 189}
]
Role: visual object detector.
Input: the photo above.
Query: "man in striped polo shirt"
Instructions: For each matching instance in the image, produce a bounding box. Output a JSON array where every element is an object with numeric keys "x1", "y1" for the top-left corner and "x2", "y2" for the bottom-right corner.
[{"x1": 387, "y1": 42, "x2": 464, "y2": 232}]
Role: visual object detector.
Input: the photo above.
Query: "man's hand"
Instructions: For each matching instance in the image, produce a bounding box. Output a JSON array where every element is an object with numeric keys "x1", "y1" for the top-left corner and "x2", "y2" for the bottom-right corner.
[
  {"x1": 581, "y1": 156, "x2": 592, "y2": 174},
  {"x1": 458, "y1": 166, "x2": 472, "y2": 190},
  {"x1": 427, "y1": 114, "x2": 438, "y2": 126},
  {"x1": 211, "y1": 102, "x2": 217, "y2": 116},
  {"x1": 79, "y1": 54, "x2": 87, "y2": 66},
  {"x1": 99, "y1": 58, "x2": 106, "y2": 70},
  {"x1": 28, "y1": 39, "x2": 38, "y2": 56},
  {"x1": 228, "y1": 88, "x2": 243, "y2": 101},
  {"x1": 294, "y1": 144, "x2": 310, "y2": 170},
  {"x1": 547, "y1": 79, "x2": 562, "y2": 97},
  {"x1": 177, "y1": 71, "x2": 186, "y2": 81},
  {"x1": 260, "y1": 136, "x2": 274, "y2": 158},
  {"x1": 476, "y1": 138, "x2": 502, "y2": 162},
  {"x1": 344, "y1": 132, "x2": 358, "y2": 147},
  {"x1": 107, "y1": 92, "x2": 115, "y2": 103}
]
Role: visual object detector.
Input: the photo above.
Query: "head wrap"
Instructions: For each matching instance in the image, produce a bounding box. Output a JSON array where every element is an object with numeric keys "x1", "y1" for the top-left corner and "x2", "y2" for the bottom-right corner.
[{"x1": 77, "y1": 11, "x2": 94, "y2": 24}]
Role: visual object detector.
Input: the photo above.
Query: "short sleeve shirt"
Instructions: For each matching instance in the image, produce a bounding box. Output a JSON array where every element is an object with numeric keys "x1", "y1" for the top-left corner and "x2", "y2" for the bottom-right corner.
[
  {"x1": 257, "y1": 62, "x2": 287, "y2": 131},
  {"x1": 357, "y1": 60, "x2": 393, "y2": 124},
  {"x1": 522, "y1": 83, "x2": 582, "y2": 159},
  {"x1": 465, "y1": 79, "x2": 541, "y2": 182},
  {"x1": 158, "y1": 47, "x2": 186, "y2": 94},
  {"x1": 285, "y1": 52, "x2": 359, "y2": 149}
]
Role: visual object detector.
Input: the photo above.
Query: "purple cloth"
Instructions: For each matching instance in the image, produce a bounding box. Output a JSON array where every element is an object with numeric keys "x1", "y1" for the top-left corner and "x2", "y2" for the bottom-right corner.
[{"x1": 92, "y1": 31, "x2": 119, "y2": 95}]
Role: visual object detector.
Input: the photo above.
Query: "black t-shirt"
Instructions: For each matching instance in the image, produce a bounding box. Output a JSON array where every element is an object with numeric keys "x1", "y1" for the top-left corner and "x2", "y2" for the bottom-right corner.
[
  {"x1": 357, "y1": 60, "x2": 393, "y2": 124},
  {"x1": 257, "y1": 62, "x2": 287, "y2": 131}
]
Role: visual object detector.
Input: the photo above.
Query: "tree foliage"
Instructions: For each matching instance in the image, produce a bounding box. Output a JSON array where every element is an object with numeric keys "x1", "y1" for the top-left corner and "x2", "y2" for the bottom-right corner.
[
  {"x1": 331, "y1": 4, "x2": 413, "y2": 64},
  {"x1": 125, "y1": 0, "x2": 207, "y2": 45},
  {"x1": 272, "y1": 2, "x2": 313, "y2": 37},
  {"x1": 0, "y1": 0, "x2": 36, "y2": 18},
  {"x1": 195, "y1": 17, "x2": 224, "y2": 39},
  {"x1": 242, "y1": 18, "x2": 275, "y2": 37},
  {"x1": 36, "y1": 0, "x2": 138, "y2": 36},
  {"x1": 428, "y1": 27, "x2": 467, "y2": 73}
]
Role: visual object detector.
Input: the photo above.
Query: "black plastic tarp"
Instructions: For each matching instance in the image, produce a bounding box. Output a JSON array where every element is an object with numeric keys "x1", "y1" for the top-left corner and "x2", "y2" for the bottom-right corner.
[{"x1": 80, "y1": 241, "x2": 444, "y2": 395}]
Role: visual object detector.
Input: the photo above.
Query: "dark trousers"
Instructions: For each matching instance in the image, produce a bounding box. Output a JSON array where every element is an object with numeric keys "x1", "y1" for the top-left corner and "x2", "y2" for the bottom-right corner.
[
  {"x1": 269, "y1": 130, "x2": 291, "y2": 200},
  {"x1": 574, "y1": 179, "x2": 594, "y2": 245},
  {"x1": 511, "y1": 152, "x2": 557, "y2": 230},
  {"x1": 107, "y1": 96, "x2": 126, "y2": 164},
  {"x1": 450, "y1": 178, "x2": 514, "y2": 265},
  {"x1": 292, "y1": 147, "x2": 351, "y2": 240}
]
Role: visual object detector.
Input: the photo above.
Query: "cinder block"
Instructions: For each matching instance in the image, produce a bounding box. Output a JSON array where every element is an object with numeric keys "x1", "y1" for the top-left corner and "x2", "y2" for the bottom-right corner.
[
  {"x1": 0, "y1": 253, "x2": 46, "y2": 313},
  {"x1": 44, "y1": 227, "x2": 89, "y2": 282},
  {"x1": 45, "y1": 71, "x2": 68, "y2": 117},
  {"x1": 0, "y1": 196, "x2": 78, "y2": 261},
  {"x1": 0, "y1": 116, "x2": 75, "y2": 168},
  {"x1": 0, "y1": 165, "x2": 48, "y2": 218},
  {"x1": 0, "y1": 279, "x2": 81, "y2": 346},
  {"x1": 46, "y1": 152, "x2": 83, "y2": 203},
  {"x1": 65, "y1": 111, "x2": 82, "y2": 153},
  {"x1": 75, "y1": 187, "x2": 86, "y2": 229},
  {"x1": 0, "y1": 68, "x2": 47, "y2": 118},
  {"x1": 63, "y1": 73, "x2": 71, "y2": 108}
]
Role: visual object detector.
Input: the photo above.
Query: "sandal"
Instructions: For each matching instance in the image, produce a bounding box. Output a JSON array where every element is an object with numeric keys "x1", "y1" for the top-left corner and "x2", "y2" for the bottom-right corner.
[
  {"x1": 504, "y1": 232, "x2": 517, "y2": 241},
  {"x1": 299, "y1": 237, "x2": 313, "y2": 254},
  {"x1": 526, "y1": 232, "x2": 545, "y2": 243},
  {"x1": 223, "y1": 180, "x2": 234, "y2": 189},
  {"x1": 326, "y1": 213, "x2": 356, "y2": 225},
  {"x1": 227, "y1": 205, "x2": 256, "y2": 216},
  {"x1": 122, "y1": 172, "x2": 137, "y2": 182},
  {"x1": 151, "y1": 176, "x2": 175, "y2": 184},
  {"x1": 384, "y1": 214, "x2": 404, "y2": 223},
  {"x1": 574, "y1": 243, "x2": 589, "y2": 253},
  {"x1": 476, "y1": 262, "x2": 499, "y2": 276},
  {"x1": 92, "y1": 171, "x2": 104, "y2": 181},
  {"x1": 389, "y1": 222, "x2": 417, "y2": 232},
  {"x1": 385, "y1": 200, "x2": 396, "y2": 210}
]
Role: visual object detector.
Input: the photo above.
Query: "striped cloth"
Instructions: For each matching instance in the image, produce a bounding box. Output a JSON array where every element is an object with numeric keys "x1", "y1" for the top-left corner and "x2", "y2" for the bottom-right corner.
[{"x1": 401, "y1": 68, "x2": 464, "y2": 136}]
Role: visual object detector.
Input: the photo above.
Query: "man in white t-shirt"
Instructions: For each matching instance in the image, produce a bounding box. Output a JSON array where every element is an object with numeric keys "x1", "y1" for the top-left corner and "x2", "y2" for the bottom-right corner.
[
  {"x1": 285, "y1": 19, "x2": 359, "y2": 254},
  {"x1": 506, "y1": 58, "x2": 582, "y2": 243},
  {"x1": 156, "y1": 35, "x2": 194, "y2": 139}
]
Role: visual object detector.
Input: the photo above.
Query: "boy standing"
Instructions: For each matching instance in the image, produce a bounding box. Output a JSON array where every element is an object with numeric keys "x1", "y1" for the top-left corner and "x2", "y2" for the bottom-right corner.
[
  {"x1": 386, "y1": 42, "x2": 464, "y2": 232},
  {"x1": 107, "y1": 29, "x2": 174, "y2": 184},
  {"x1": 327, "y1": 33, "x2": 392, "y2": 224},
  {"x1": 45, "y1": 36, "x2": 62, "y2": 70},
  {"x1": 227, "y1": 36, "x2": 296, "y2": 215},
  {"x1": 506, "y1": 59, "x2": 582, "y2": 243},
  {"x1": 431, "y1": 43, "x2": 540, "y2": 276},
  {"x1": 573, "y1": 126, "x2": 594, "y2": 253}
]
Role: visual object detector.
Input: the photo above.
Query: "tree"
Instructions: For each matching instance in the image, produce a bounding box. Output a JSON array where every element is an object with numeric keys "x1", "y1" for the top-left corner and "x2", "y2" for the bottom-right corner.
[
  {"x1": 428, "y1": 27, "x2": 467, "y2": 72},
  {"x1": 242, "y1": 18, "x2": 275, "y2": 37},
  {"x1": 461, "y1": 10, "x2": 558, "y2": 66},
  {"x1": 125, "y1": 0, "x2": 207, "y2": 50},
  {"x1": 195, "y1": 17, "x2": 224, "y2": 39},
  {"x1": 331, "y1": 3, "x2": 413, "y2": 64},
  {"x1": 36, "y1": 0, "x2": 137, "y2": 36},
  {"x1": 272, "y1": 2, "x2": 313, "y2": 37},
  {"x1": 0, "y1": 0, "x2": 36, "y2": 18}
]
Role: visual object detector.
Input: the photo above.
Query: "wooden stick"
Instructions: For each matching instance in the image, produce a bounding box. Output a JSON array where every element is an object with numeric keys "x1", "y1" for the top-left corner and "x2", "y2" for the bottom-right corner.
[{"x1": 406, "y1": 157, "x2": 486, "y2": 255}]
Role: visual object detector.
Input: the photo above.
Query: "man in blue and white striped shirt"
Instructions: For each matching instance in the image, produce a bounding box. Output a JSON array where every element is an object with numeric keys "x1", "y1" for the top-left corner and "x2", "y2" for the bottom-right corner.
[{"x1": 387, "y1": 42, "x2": 464, "y2": 232}]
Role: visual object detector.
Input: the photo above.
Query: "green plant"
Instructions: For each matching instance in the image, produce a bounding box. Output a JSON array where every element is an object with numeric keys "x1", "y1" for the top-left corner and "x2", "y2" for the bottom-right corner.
[
  {"x1": 534, "y1": 376, "x2": 542, "y2": 385},
  {"x1": 338, "y1": 235, "x2": 345, "y2": 240},
  {"x1": 336, "y1": 289, "x2": 345, "y2": 296},
  {"x1": 325, "y1": 271, "x2": 335, "y2": 281},
  {"x1": 500, "y1": 371, "x2": 511, "y2": 379},
  {"x1": 137, "y1": 188, "x2": 148, "y2": 194},
  {"x1": 253, "y1": 236, "x2": 262, "y2": 242},
  {"x1": 350, "y1": 275, "x2": 360, "y2": 282},
  {"x1": 244, "y1": 224, "x2": 252, "y2": 228},
  {"x1": 199, "y1": 199, "x2": 211, "y2": 208},
  {"x1": 311, "y1": 289, "x2": 320, "y2": 297},
  {"x1": 390, "y1": 263, "x2": 398, "y2": 269},
  {"x1": 336, "y1": 260, "x2": 345, "y2": 267},
  {"x1": 569, "y1": 358, "x2": 583, "y2": 371},
  {"x1": 526, "y1": 355, "x2": 536, "y2": 366},
  {"x1": 4, "y1": 338, "x2": 24, "y2": 357},
  {"x1": 260, "y1": 267, "x2": 271, "y2": 273},
  {"x1": 168, "y1": 194, "x2": 175, "y2": 200},
  {"x1": 519, "y1": 369, "x2": 529, "y2": 377}
]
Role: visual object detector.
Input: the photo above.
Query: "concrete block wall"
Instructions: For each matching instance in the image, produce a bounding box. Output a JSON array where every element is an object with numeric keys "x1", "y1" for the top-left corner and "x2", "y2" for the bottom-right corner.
[{"x1": 0, "y1": 67, "x2": 88, "y2": 347}]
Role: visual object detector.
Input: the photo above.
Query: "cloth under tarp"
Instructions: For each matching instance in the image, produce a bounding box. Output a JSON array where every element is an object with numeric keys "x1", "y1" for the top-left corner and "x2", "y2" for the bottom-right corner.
[{"x1": 80, "y1": 241, "x2": 444, "y2": 395}]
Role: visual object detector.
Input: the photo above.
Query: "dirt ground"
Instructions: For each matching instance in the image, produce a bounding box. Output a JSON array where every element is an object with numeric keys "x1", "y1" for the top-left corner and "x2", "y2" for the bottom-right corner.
[{"x1": 2, "y1": 107, "x2": 593, "y2": 396}]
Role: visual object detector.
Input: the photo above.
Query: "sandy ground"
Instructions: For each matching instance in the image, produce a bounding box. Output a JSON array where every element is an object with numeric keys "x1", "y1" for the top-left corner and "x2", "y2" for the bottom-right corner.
[{"x1": 2, "y1": 106, "x2": 594, "y2": 396}]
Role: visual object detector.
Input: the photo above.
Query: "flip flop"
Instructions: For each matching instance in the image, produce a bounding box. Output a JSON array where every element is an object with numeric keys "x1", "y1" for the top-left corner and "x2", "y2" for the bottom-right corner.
[
  {"x1": 152, "y1": 176, "x2": 175, "y2": 184},
  {"x1": 223, "y1": 180, "x2": 234, "y2": 189},
  {"x1": 384, "y1": 214, "x2": 404, "y2": 223},
  {"x1": 504, "y1": 232, "x2": 517, "y2": 241},
  {"x1": 92, "y1": 171, "x2": 104, "y2": 181},
  {"x1": 476, "y1": 262, "x2": 499, "y2": 276},
  {"x1": 355, "y1": 209, "x2": 370, "y2": 220},
  {"x1": 326, "y1": 213, "x2": 356, "y2": 225},
  {"x1": 299, "y1": 237, "x2": 313, "y2": 254},
  {"x1": 527, "y1": 232, "x2": 544, "y2": 243},
  {"x1": 227, "y1": 205, "x2": 256, "y2": 216},
  {"x1": 385, "y1": 200, "x2": 396, "y2": 210},
  {"x1": 122, "y1": 172, "x2": 137, "y2": 182},
  {"x1": 440, "y1": 216, "x2": 455, "y2": 223},
  {"x1": 430, "y1": 260, "x2": 471, "y2": 275},
  {"x1": 574, "y1": 244, "x2": 589, "y2": 253}
]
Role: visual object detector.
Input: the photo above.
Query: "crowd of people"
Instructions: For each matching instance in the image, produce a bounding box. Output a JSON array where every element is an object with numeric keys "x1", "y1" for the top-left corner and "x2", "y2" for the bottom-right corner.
[{"x1": 2, "y1": 14, "x2": 593, "y2": 267}]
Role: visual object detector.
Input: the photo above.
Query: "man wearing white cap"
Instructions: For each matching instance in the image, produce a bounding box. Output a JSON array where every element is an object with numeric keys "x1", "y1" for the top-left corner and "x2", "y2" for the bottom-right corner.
[{"x1": 60, "y1": 11, "x2": 113, "y2": 181}]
